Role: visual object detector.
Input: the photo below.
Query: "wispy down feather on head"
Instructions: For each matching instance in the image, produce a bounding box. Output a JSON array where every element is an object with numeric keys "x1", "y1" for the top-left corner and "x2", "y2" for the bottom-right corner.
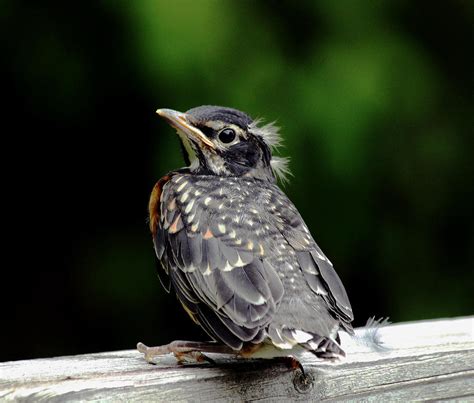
[
  {"x1": 249, "y1": 119, "x2": 291, "y2": 183},
  {"x1": 249, "y1": 119, "x2": 284, "y2": 149}
]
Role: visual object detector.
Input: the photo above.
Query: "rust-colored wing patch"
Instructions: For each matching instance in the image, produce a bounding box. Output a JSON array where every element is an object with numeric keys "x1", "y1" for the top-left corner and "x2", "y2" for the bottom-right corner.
[{"x1": 148, "y1": 174, "x2": 172, "y2": 235}]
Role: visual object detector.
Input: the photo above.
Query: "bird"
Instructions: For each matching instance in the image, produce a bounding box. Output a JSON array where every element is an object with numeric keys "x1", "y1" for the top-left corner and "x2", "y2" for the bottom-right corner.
[{"x1": 137, "y1": 105, "x2": 354, "y2": 366}]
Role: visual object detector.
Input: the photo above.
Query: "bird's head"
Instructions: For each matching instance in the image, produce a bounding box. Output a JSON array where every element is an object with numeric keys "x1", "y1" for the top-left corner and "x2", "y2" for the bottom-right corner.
[{"x1": 156, "y1": 105, "x2": 289, "y2": 182}]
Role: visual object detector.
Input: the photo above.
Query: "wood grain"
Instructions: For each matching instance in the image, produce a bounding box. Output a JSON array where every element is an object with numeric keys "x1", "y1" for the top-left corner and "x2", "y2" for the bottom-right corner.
[{"x1": 1, "y1": 316, "x2": 473, "y2": 402}]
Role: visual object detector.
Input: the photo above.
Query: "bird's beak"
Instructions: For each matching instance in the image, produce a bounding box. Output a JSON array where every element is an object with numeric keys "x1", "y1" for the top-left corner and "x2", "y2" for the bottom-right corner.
[{"x1": 156, "y1": 108, "x2": 215, "y2": 149}]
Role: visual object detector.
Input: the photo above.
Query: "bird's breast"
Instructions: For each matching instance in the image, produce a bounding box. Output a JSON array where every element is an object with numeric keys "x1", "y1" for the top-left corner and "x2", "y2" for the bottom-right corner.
[{"x1": 148, "y1": 174, "x2": 173, "y2": 236}]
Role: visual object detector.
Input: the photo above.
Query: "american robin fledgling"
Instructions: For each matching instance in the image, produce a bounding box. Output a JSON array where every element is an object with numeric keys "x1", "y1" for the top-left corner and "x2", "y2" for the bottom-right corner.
[{"x1": 138, "y1": 106, "x2": 353, "y2": 365}]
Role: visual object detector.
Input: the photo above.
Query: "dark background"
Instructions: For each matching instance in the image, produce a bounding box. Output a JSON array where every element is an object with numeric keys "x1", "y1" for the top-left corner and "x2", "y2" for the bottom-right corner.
[{"x1": 2, "y1": 1, "x2": 473, "y2": 362}]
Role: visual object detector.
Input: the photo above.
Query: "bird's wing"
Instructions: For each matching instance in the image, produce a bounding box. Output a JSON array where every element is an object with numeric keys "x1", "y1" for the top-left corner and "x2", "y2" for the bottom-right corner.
[
  {"x1": 152, "y1": 174, "x2": 285, "y2": 350},
  {"x1": 267, "y1": 186, "x2": 354, "y2": 331}
]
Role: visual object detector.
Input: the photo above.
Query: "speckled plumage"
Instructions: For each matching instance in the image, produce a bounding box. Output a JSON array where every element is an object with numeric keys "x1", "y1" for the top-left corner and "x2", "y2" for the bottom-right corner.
[{"x1": 148, "y1": 106, "x2": 354, "y2": 359}]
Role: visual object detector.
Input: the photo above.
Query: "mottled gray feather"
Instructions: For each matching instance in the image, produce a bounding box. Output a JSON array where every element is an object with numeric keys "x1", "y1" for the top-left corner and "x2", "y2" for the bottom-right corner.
[{"x1": 154, "y1": 173, "x2": 353, "y2": 353}]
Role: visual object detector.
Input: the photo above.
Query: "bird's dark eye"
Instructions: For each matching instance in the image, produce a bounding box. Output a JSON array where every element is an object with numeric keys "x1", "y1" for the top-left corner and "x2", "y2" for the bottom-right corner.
[{"x1": 218, "y1": 128, "x2": 236, "y2": 144}]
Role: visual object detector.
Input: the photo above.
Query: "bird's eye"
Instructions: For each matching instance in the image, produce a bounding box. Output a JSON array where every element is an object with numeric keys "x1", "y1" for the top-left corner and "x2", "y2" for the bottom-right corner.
[{"x1": 218, "y1": 128, "x2": 236, "y2": 144}]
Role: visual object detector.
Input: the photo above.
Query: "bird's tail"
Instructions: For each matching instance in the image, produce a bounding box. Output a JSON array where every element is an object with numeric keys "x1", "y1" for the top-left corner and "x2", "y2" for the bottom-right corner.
[
  {"x1": 298, "y1": 317, "x2": 391, "y2": 358},
  {"x1": 267, "y1": 325, "x2": 346, "y2": 359},
  {"x1": 267, "y1": 317, "x2": 391, "y2": 360}
]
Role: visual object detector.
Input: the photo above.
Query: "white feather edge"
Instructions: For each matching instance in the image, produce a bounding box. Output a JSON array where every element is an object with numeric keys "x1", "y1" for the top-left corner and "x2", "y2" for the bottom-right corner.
[{"x1": 248, "y1": 119, "x2": 292, "y2": 182}]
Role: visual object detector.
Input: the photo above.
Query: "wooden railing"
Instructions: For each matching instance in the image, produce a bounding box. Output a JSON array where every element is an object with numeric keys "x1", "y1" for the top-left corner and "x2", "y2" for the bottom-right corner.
[{"x1": 1, "y1": 316, "x2": 473, "y2": 401}]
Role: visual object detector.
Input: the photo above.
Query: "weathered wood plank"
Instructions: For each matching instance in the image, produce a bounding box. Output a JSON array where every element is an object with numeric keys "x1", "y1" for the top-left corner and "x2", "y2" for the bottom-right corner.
[{"x1": 1, "y1": 316, "x2": 473, "y2": 402}]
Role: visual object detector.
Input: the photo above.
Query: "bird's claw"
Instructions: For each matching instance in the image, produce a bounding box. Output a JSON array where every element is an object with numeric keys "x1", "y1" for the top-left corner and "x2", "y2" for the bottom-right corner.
[
  {"x1": 137, "y1": 342, "x2": 159, "y2": 364},
  {"x1": 174, "y1": 351, "x2": 216, "y2": 365}
]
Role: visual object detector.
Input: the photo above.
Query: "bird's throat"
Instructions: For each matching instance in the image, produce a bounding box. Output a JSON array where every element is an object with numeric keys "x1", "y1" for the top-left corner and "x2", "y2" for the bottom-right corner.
[{"x1": 177, "y1": 129, "x2": 199, "y2": 171}]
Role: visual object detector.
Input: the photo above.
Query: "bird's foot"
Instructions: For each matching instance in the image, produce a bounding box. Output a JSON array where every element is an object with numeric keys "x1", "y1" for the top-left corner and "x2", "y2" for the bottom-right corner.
[
  {"x1": 137, "y1": 340, "x2": 233, "y2": 365},
  {"x1": 280, "y1": 356, "x2": 315, "y2": 393},
  {"x1": 137, "y1": 342, "x2": 164, "y2": 364},
  {"x1": 281, "y1": 356, "x2": 306, "y2": 375}
]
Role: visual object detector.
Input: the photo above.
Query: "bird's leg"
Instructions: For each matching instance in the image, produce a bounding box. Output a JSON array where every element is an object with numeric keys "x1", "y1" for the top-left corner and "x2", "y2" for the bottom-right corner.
[{"x1": 137, "y1": 340, "x2": 236, "y2": 365}]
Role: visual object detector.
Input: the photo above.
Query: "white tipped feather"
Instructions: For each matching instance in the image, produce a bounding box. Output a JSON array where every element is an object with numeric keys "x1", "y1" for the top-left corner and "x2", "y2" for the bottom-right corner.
[{"x1": 292, "y1": 330, "x2": 313, "y2": 343}]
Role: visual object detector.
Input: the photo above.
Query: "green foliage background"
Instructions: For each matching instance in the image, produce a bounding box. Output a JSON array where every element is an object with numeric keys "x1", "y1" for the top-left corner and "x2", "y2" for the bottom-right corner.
[{"x1": 2, "y1": 0, "x2": 473, "y2": 360}]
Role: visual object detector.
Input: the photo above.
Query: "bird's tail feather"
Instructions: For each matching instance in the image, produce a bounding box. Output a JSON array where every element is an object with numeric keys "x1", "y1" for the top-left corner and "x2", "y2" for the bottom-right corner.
[
  {"x1": 268, "y1": 325, "x2": 346, "y2": 359},
  {"x1": 352, "y1": 316, "x2": 391, "y2": 353},
  {"x1": 300, "y1": 316, "x2": 391, "y2": 358},
  {"x1": 268, "y1": 317, "x2": 390, "y2": 359}
]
